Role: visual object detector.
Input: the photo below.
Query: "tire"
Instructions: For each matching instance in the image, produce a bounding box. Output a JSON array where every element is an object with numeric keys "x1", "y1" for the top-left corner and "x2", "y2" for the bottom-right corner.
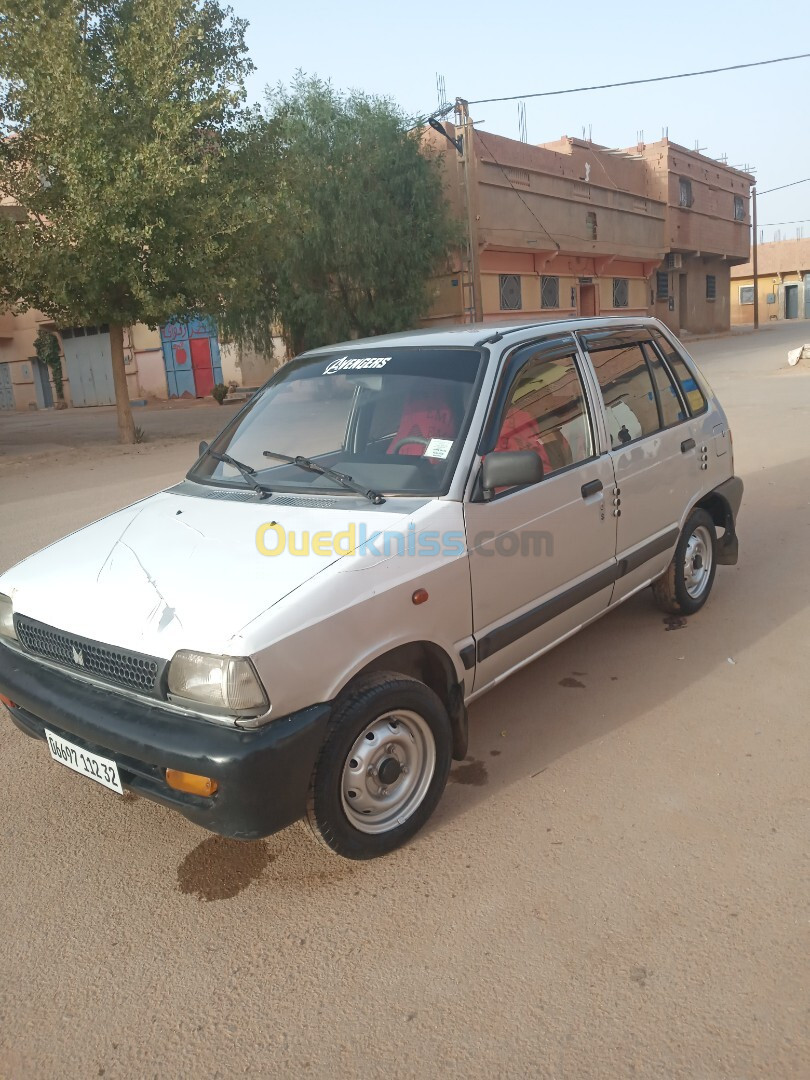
[
  {"x1": 652, "y1": 508, "x2": 717, "y2": 615},
  {"x1": 306, "y1": 672, "x2": 453, "y2": 860}
]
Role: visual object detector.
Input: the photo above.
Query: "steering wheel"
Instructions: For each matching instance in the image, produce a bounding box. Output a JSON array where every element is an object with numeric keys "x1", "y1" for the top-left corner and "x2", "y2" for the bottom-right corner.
[{"x1": 390, "y1": 435, "x2": 430, "y2": 455}]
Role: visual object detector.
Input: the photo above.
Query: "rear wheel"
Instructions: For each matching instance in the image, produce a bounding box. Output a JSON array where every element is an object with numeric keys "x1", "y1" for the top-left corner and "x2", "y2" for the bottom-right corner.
[
  {"x1": 307, "y1": 672, "x2": 453, "y2": 860},
  {"x1": 652, "y1": 508, "x2": 717, "y2": 615}
]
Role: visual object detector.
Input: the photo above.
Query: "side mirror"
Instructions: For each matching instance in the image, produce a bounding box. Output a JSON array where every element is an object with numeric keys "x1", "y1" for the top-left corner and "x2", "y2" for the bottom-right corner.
[
  {"x1": 481, "y1": 450, "x2": 543, "y2": 500},
  {"x1": 198, "y1": 440, "x2": 209, "y2": 458}
]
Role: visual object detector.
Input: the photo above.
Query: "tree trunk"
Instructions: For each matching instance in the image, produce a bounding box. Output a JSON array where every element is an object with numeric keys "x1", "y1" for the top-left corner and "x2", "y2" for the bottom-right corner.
[{"x1": 109, "y1": 322, "x2": 136, "y2": 444}]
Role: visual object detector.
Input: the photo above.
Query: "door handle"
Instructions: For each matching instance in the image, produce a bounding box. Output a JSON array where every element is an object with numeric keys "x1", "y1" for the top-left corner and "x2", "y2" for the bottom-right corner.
[
  {"x1": 681, "y1": 438, "x2": 696, "y2": 453},
  {"x1": 581, "y1": 479, "x2": 603, "y2": 498}
]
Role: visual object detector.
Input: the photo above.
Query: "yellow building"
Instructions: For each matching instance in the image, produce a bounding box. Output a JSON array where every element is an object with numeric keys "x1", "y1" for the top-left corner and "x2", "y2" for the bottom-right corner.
[{"x1": 730, "y1": 238, "x2": 810, "y2": 325}]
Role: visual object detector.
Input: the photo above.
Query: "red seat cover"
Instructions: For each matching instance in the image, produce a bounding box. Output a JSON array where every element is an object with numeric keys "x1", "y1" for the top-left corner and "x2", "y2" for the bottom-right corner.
[
  {"x1": 388, "y1": 393, "x2": 457, "y2": 457},
  {"x1": 495, "y1": 406, "x2": 553, "y2": 475}
]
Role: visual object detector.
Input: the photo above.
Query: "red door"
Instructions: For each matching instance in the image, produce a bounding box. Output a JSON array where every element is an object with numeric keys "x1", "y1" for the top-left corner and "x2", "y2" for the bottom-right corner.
[{"x1": 190, "y1": 337, "x2": 215, "y2": 398}]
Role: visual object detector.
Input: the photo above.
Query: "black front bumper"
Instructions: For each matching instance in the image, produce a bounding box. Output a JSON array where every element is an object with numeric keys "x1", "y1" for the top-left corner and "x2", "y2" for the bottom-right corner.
[{"x1": 0, "y1": 641, "x2": 331, "y2": 840}]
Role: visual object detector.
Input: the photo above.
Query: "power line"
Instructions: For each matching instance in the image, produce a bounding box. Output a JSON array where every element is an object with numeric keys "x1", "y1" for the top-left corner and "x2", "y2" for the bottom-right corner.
[
  {"x1": 757, "y1": 177, "x2": 810, "y2": 195},
  {"x1": 464, "y1": 53, "x2": 810, "y2": 107},
  {"x1": 758, "y1": 218, "x2": 810, "y2": 227}
]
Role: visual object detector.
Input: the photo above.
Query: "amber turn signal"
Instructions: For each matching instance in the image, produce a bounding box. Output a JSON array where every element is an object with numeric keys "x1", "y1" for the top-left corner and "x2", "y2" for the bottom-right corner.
[
  {"x1": 0, "y1": 693, "x2": 15, "y2": 709},
  {"x1": 412, "y1": 588, "x2": 429, "y2": 605},
  {"x1": 165, "y1": 769, "x2": 218, "y2": 797}
]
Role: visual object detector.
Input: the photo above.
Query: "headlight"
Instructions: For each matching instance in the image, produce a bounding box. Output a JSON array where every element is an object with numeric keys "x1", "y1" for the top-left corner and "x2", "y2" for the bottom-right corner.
[
  {"x1": 167, "y1": 650, "x2": 268, "y2": 715},
  {"x1": 0, "y1": 594, "x2": 17, "y2": 642}
]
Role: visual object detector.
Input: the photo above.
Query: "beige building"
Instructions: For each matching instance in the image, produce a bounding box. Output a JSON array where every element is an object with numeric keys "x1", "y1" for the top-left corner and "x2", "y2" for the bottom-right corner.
[
  {"x1": 424, "y1": 124, "x2": 753, "y2": 338},
  {"x1": 0, "y1": 309, "x2": 281, "y2": 413},
  {"x1": 730, "y1": 238, "x2": 810, "y2": 325}
]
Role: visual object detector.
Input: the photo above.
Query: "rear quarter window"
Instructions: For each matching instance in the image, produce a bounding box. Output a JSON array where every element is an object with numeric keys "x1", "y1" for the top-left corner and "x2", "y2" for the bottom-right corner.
[{"x1": 651, "y1": 331, "x2": 708, "y2": 415}]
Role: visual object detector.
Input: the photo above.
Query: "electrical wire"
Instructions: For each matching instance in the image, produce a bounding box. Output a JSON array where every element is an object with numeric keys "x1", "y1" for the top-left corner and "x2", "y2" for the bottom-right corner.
[
  {"x1": 463, "y1": 53, "x2": 810, "y2": 107},
  {"x1": 758, "y1": 218, "x2": 810, "y2": 227},
  {"x1": 757, "y1": 178, "x2": 810, "y2": 195}
]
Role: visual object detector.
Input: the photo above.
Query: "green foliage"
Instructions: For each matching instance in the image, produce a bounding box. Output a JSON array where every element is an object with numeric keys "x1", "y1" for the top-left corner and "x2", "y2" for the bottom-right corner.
[
  {"x1": 211, "y1": 381, "x2": 229, "y2": 403},
  {"x1": 239, "y1": 75, "x2": 459, "y2": 355},
  {"x1": 0, "y1": 0, "x2": 275, "y2": 332},
  {"x1": 33, "y1": 328, "x2": 64, "y2": 399}
]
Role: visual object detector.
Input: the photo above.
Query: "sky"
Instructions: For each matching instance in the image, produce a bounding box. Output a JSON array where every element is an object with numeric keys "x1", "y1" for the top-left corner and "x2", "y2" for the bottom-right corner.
[{"x1": 229, "y1": 0, "x2": 810, "y2": 244}]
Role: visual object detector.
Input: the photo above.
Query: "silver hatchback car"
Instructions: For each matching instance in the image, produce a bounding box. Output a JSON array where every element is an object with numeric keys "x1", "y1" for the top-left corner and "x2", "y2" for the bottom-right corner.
[{"x1": 0, "y1": 317, "x2": 742, "y2": 859}]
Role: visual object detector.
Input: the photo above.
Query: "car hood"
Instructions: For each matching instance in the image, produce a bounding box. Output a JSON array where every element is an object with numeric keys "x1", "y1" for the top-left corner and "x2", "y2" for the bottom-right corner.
[{"x1": 2, "y1": 489, "x2": 414, "y2": 658}]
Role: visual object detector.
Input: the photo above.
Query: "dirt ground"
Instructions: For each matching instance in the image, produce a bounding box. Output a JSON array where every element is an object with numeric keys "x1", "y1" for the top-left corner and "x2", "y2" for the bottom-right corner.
[{"x1": 0, "y1": 322, "x2": 808, "y2": 1079}]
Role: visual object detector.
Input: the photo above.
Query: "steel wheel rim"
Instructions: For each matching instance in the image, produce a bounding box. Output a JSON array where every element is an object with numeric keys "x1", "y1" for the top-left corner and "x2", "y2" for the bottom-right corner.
[
  {"x1": 684, "y1": 524, "x2": 713, "y2": 598},
  {"x1": 340, "y1": 710, "x2": 436, "y2": 835}
]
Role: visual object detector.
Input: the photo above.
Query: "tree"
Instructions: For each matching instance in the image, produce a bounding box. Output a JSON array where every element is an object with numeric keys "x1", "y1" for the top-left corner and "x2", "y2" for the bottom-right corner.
[
  {"x1": 33, "y1": 328, "x2": 65, "y2": 405},
  {"x1": 0, "y1": 0, "x2": 274, "y2": 442},
  {"x1": 257, "y1": 75, "x2": 459, "y2": 355}
]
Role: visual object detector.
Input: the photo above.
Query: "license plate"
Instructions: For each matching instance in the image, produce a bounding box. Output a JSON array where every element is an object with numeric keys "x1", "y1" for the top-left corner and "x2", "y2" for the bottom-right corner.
[{"x1": 45, "y1": 729, "x2": 123, "y2": 795}]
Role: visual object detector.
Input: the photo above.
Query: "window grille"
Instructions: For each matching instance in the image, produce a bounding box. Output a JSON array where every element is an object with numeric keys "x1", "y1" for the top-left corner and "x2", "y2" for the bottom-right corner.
[
  {"x1": 612, "y1": 278, "x2": 629, "y2": 308},
  {"x1": 499, "y1": 274, "x2": 522, "y2": 311},
  {"x1": 540, "y1": 276, "x2": 559, "y2": 309}
]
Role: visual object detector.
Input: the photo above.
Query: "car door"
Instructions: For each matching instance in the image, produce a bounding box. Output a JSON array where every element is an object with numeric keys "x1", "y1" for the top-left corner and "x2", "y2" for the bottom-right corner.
[
  {"x1": 578, "y1": 327, "x2": 701, "y2": 605},
  {"x1": 465, "y1": 334, "x2": 616, "y2": 692}
]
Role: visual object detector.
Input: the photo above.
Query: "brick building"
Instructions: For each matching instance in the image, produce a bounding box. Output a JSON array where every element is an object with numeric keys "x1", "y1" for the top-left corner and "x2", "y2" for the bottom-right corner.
[{"x1": 424, "y1": 123, "x2": 753, "y2": 337}]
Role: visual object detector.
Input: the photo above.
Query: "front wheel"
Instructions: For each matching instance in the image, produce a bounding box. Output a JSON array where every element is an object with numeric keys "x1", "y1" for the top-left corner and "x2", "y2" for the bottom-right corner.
[
  {"x1": 652, "y1": 508, "x2": 717, "y2": 615},
  {"x1": 306, "y1": 673, "x2": 453, "y2": 860}
]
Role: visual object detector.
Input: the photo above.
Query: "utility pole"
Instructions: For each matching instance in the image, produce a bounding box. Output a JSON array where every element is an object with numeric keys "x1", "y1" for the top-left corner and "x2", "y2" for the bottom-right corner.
[
  {"x1": 752, "y1": 185, "x2": 759, "y2": 330},
  {"x1": 455, "y1": 98, "x2": 483, "y2": 323}
]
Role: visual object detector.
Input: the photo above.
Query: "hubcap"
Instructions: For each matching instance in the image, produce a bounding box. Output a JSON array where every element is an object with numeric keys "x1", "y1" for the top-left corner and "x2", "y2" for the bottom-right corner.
[
  {"x1": 340, "y1": 710, "x2": 436, "y2": 835},
  {"x1": 684, "y1": 524, "x2": 713, "y2": 599}
]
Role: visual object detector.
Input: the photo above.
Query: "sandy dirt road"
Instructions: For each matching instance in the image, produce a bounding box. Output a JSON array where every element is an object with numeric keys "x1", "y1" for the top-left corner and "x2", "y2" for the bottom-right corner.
[{"x1": 0, "y1": 324, "x2": 808, "y2": 1079}]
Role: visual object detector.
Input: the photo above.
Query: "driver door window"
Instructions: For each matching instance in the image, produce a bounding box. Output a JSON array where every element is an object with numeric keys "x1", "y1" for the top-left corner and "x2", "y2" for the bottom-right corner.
[{"x1": 493, "y1": 348, "x2": 594, "y2": 488}]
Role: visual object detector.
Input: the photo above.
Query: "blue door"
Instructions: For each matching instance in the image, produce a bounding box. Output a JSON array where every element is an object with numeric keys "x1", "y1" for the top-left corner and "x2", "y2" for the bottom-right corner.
[{"x1": 161, "y1": 319, "x2": 223, "y2": 398}]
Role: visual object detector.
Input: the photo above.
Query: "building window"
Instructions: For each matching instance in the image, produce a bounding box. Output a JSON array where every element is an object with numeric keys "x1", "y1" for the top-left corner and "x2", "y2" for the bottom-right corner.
[
  {"x1": 679, "y1": 178, "x2": 693, "y2": 208},
  {"x1": 656, "y1": 271, "x2": 669, "y2": 301},
  {"x1": 706, "y1": 275, "x2": 717, "y2": 301},
  {"x1": 499, "y1": 274, "x2": 522, "y2": 311},
  {"x1": 734, "y1": 195, "x2": 745, "y2": 221},
  {"x1": 739, "y1": 285, "x2": 755, "y2": 305},
  {"x1": 612, "y1": 278, "x2": 629, "y2": 308},
  {"x1": 586, "y1": 212, "x2": 598, "y2": 240},
  {"x1": 540, "y1": 276, "x2": 559, "y2": 309}
]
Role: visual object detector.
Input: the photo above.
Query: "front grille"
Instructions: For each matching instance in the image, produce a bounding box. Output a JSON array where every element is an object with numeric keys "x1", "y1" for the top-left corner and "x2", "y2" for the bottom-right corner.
[{"x1": 14, "y1": 615, "x2": 166, "y2": 697}]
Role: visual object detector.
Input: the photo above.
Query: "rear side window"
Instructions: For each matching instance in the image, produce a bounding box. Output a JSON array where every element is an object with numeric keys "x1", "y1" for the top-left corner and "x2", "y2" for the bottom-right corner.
[
  {"x1": 651, "y1": 331, "x2": 707, "y2": 415},
  {"x1": 586, "y1": 342, "x2": 660, "y2": 448},
  {"x1": 643, "y1": 344, "x2": 688, "y2": 427}
]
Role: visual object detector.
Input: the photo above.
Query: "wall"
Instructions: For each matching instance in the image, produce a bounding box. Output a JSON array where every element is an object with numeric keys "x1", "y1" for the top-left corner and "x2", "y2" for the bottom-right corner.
[
  {"x1": 730, "y1": 271, "x2": 808, "y2": 325},
  {"x1": 0, "y1": 308, "x2": 69, "y2": 411},
  {"x1": 219, "y1": 339, "x2": 284, "y2": 388},
  {"x1": 479, "y1": 250, "x2": 650, "y2": 321},
  {"x1": 635, "y1": 141, "x2": 752, "y2": 260},
  {"x1": 653, "y1": 255, "x2": 731, "y2": 334}
]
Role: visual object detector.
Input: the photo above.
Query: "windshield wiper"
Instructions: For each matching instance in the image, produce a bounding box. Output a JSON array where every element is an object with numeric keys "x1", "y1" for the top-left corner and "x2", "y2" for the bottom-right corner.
[
  {"x1": 208, "y1": 450, "x2": 273, "y2": 499},
  {"x1": 262, "y1": 450, "x2": 385, "y2": 504}
]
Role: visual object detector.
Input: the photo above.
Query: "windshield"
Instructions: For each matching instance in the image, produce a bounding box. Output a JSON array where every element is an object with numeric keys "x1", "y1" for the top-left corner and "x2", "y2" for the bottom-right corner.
[{"x1": 190, "y1": 346, "x2": 486, "y2": 497}]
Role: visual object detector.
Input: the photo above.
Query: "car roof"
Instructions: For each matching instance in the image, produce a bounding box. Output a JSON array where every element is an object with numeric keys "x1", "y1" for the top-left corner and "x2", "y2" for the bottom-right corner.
[{"x1": 299, "y1": 316, "x2": 668, "y2": 356}]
